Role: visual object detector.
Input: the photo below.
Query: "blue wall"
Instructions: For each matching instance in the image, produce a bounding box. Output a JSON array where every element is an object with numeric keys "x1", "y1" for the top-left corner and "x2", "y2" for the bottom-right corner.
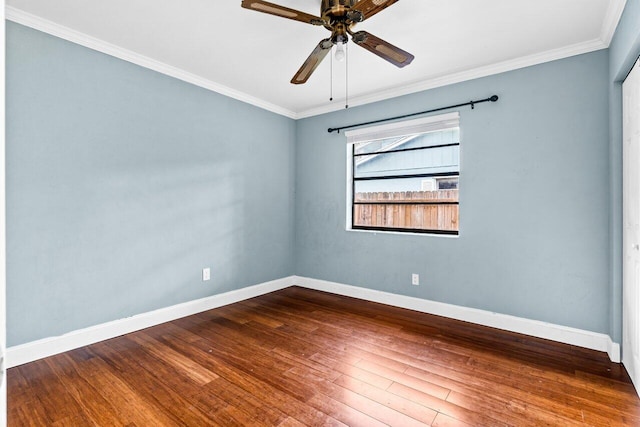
[
  {"x1": 295, "y1": 51, "x2": 611, "y2": 334},
  {"x1": 608, "y1": 0, "x2": 640, "y2": 343},
  {"x1": 6, "y1": 22, "x2": 296, "y2": 346},
  {"x1": 7, "y1": 11, "x2": 637, "y2": 348}
]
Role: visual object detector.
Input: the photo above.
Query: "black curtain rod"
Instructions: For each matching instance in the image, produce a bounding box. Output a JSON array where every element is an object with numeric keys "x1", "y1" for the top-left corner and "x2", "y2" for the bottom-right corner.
[{"x1": 327, "y1": 94, "x2": 499, "y2": 134}]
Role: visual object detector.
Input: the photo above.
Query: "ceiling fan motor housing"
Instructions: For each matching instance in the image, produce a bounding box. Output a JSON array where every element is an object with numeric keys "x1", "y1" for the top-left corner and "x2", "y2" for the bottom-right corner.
[
  {"x1": 321, "y1": 0, "x2": 358, "y2": 18},
  {"x1": 322, "y1": 0, "x2": 363, "y2": 27},
  {"x1": 322, "y1": 0, "x2": 360, "y2": 45}
]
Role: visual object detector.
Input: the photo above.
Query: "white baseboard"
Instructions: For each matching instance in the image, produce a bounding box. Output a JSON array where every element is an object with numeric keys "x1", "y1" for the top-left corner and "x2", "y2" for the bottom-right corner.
[
  {"x1": 608, "y1": 340, "x2": 621, "y2": 364},
  {"x1": 293, "y1": 276, "x2": 621, "y2": 363},
  {"x1": 7, "y1": 275, "x2": 621, "y2": 367},
  {"x1": 6, "y1": 276, "x2": 294, "y2": 368}
]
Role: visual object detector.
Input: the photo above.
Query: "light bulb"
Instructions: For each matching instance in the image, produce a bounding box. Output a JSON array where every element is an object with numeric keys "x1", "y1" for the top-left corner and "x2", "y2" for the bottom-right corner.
[{"x1": 335, "y1": 43, "x2": 345, "y2": 62}]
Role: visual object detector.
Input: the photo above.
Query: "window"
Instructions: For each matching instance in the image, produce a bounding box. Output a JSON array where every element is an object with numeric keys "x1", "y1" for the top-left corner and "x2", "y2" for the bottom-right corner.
[
  {"x1": 436, "y1": 177, "x2": 459, "y2": 190},
  {"x1": 346, "y1": 112, "x2": 460, "y2": 235}
]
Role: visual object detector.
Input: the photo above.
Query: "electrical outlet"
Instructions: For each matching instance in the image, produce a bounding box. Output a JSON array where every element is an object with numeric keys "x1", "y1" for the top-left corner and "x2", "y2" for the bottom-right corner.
[
  {"x1": 202, "y1": 267, "x2": 211, "y2": 281},
  {"x1": 412, "y1": 273, "x2": 420, "y2": 286}
]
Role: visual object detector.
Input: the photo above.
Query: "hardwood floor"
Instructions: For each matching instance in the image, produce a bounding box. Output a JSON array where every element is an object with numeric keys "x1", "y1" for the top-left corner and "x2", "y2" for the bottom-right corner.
[{"x1": 8, "y1": 286, "x2": 640, "y2": 426}]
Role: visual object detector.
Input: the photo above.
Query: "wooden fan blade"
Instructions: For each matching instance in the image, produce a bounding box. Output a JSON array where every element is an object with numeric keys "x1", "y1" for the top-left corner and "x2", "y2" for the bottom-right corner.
[
  {"x1": 291, "y1": 39, "x2": 333, "y2": 84},
  {"x1": 352, "y1": 0, "x2": 399, "y2": 21},
  {"x1": 351, "y1": 31, "x2": 413, "y2": 67},
  {"x1": 241, "y1": 0, "x2": 324, "y2": 25}
]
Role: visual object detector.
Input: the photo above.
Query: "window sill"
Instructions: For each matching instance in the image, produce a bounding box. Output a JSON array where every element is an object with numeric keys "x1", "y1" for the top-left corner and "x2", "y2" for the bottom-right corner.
[{"x1": 346, "y1": 227, "x2": 459, "y2": 238}]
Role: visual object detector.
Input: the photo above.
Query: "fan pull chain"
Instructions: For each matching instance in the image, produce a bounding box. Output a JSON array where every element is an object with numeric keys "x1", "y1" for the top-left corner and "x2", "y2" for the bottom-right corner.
[
  {"x1": 330, "y1": 46, "x2": 334, "y2": 102},
  {"x1": 345, "y1": 42, "x2": 349, "y2": 109}
]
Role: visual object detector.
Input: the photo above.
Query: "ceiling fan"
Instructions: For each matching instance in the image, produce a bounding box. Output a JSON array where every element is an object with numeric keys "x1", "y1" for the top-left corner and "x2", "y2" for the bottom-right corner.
[{"x1": 241, "y1": 0, "x2": 414, "y2": 84}]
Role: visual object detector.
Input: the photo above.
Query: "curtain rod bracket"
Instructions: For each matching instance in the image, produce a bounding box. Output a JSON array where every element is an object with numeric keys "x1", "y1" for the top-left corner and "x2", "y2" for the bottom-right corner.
[{"x1": 328, "y1": 94, "x2": 499, "y2": 134}]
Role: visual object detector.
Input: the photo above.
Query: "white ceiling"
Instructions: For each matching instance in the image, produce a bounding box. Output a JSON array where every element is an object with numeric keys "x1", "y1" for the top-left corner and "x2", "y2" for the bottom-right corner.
[{"x1": 6, "y1": 0, "x2": 627, "y2": 118}]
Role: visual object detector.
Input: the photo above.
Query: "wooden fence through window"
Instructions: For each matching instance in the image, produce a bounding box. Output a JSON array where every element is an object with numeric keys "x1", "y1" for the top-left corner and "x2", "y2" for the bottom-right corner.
[{"x1": 354, "y1": 190, "x2": 459, "y2": 231}]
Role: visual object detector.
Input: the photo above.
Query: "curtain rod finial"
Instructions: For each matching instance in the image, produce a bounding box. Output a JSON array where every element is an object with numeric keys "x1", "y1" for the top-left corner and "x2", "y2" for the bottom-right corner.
[{"x1": 490, "y1": 95, "x2": 499, "y2": 102}]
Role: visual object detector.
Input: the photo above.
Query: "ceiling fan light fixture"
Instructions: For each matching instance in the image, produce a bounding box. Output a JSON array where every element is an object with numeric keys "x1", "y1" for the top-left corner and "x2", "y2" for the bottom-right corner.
[{"x1": 335, "y1": 42, "x2": 346, "y2": 62}]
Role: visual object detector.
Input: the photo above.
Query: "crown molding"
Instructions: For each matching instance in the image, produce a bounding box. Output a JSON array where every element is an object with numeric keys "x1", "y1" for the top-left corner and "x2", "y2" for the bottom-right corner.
[
  {"x1": 5, "y1": 6, "x2": 298, "y2": 119},
  {"x1": 298, "y1": 0, "x2": 625, "y2": 118},
  {"x1": 601, "y1": 0, "x2": 627, "y2": 46},
  {"x1": 5, "y1": 1, "x2": 625, "y2": 120},
  {"x1": 296, "y1": 37, "x2": 608, "y2": 118}
]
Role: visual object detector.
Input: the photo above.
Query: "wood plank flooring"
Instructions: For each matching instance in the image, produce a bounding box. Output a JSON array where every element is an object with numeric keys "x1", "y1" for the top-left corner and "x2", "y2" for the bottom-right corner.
[{"x1": 8, "y1": 286, "x2": 640, "y2": 426}]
